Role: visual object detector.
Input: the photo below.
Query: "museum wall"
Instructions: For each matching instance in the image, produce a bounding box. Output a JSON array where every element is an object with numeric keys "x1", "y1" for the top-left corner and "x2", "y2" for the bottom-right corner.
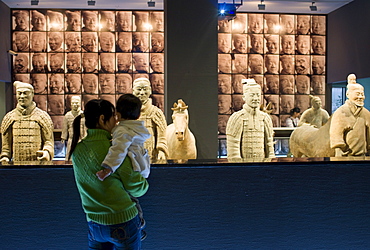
[{"x1": 327, "y1": 0, "x2": 370, "y2": 83}]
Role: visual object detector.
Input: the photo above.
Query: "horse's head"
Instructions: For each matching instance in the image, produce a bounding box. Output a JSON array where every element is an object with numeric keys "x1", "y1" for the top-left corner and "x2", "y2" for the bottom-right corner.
[{"x1": 171, "y1": 99, "x2": 189, "y2": 141}]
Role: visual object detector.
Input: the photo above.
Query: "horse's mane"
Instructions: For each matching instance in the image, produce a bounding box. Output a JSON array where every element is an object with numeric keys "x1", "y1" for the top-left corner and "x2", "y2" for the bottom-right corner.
[{"x1": 172, "y1": 99, "x2": 188, "y2": 116}]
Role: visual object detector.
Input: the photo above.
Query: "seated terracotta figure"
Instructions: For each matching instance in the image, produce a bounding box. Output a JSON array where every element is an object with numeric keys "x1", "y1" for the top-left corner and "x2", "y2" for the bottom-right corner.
[
  {"x1": 226, "y1": 79, "x2": 275, "y2": 159},
  {"x1": 298, "y1": 95, "x2": 329, "y2": 128},
  {"x1": 1, "y1": 81, "x2": 54, "y2": 162}
]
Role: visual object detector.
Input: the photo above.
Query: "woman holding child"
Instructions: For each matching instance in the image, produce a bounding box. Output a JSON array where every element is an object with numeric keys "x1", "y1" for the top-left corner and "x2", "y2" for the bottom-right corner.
[{"x1": 69, "y1": 98, "x2": 148, "y2": 249}]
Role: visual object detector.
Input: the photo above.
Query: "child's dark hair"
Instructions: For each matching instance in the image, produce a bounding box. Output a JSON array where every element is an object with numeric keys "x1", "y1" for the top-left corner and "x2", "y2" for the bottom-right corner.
[
  {"x1": 116, "y1": 94, "x2": 142, "y2": 120},
  {"x1": 68, "y1": 99, "x2": 115, "y2": 160},
  {"x1": 290, "y1": 107, "x2": 301, "y2": 116}
]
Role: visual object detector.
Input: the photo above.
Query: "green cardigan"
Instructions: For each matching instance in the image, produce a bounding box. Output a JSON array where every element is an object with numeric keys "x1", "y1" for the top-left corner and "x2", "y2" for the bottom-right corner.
[{"x1": 72, "y1": 129, "x2": 149, "y2": 225}]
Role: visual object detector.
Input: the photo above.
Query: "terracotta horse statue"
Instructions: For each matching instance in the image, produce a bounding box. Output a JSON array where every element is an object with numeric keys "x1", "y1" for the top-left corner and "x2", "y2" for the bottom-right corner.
[
  {"x1": 166, "y1": 99, "x2": 197, "y2": 160},
  {"x1": 289, "y1": 117, "x2": 335, "y2": 157}
]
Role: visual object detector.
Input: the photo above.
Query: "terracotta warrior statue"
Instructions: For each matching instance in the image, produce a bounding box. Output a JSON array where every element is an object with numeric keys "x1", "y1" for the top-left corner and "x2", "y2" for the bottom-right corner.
[
  {"x1": 298, "y1": 95, "x2": 329, "y2": 128},
  {"x1": 290, "y1": 73, "x2": 370, "y2": 158},
  {"x1": 330, "y1": 78, "x2": 370, "y2": 156},
  {"x1": 61, "y1": 96, "x2": 86, "y2": 157},
  {"x1": 226, "y1": 79, "x2": 275, "y2": 159},
  {"x1": 132, "y1": 77, "x2": 168, "y2": 161},
  {"x1": 0, "y1": 81, "x2": 54, "y2": 162}
]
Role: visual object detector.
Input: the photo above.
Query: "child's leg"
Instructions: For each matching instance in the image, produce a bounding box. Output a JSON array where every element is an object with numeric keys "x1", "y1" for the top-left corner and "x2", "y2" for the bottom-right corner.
[
  {"x1": 130, "y1": 196, "x2": 145, "y2": 229},
  {"x1": 130, "y1": 196, "x2": 147, "y2": 241}
]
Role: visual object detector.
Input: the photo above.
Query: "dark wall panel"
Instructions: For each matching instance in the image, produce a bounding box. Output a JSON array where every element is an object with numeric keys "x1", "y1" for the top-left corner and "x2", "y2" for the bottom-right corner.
[
  {"x1": 328, "y1": 0, "x2": 370, "y2": 83},
  {"x1": 1, "y1": 164, "x2": 370, "y2": 249},
  {"x1": 165, "y1": 0, "x2": 219, "y2": 159}
]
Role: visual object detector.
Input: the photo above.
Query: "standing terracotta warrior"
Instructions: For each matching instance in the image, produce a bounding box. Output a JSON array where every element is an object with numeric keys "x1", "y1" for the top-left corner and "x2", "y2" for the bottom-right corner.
[
  {"x1": 132, "y1": 78, "x2": 168, "y2": 161},
  {"x1": 61, "y1": 96, "x2": 86, "y2": 157},
  {"x1": 0, "y1": 81, "x2": 54, "y2": 162},
  {"x1": 330, "y1": 81, "x2": 370, "y2": 156},
  {"x1": 226, "y1": 79, "x2": 275, "y2": 159}
]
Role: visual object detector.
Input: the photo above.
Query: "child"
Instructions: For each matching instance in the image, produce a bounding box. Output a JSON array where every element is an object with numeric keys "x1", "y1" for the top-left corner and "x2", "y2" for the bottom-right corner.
[
  {"x1": 96, "y1": 94, "x2": 151, "y2": 239},
  {"x1": 96, "y1": 94, "x2": 151, "y2": 181}
]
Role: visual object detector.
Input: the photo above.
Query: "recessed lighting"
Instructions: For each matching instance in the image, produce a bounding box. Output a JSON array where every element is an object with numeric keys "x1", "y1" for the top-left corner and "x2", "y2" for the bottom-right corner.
[
  {"x1": 87, "y1": 0, "x2": 95, "y2": 6},
  {"x1": 310, "y1": 2, "x2": 317, "y2": 11}
]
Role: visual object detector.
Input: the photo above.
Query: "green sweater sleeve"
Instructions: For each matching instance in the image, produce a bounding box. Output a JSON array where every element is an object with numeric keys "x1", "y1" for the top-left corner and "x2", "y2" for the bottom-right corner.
[{"x1": 114, "y1": 157, "x2": 149, "y2": 198}]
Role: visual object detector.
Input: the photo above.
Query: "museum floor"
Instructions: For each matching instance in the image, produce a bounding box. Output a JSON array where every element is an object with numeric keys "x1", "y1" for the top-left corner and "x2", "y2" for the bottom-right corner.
[{"x1": 1, "y1": 158, "x2": 370, "y2": 249}]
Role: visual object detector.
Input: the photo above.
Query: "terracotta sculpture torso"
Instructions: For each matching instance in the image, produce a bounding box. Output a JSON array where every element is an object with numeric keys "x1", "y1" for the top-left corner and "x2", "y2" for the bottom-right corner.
[
  {"x1": 298, "y1": 108, "x2": 329, "y2": 128},
  {"x1": 1, "y1": 102, "x2": 54, "y2": 161},
  {"x1": 330, "y1": 100, "x2": 370, "y2": 156},
  {"x1": 138, "y1": 98, "x2": 168, "y2": 160},
  {"x1": 298, "y1": 96, "x2": 329, "y2": 128},
  {"x1": 227, "y1": 104, "x2": 275, "y2": 159}
]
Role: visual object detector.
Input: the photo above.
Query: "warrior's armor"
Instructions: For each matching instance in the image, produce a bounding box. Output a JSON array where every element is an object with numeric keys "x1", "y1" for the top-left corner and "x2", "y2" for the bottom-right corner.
[
  {"x1": 1, "y1": 102, "x2": 54, "y2": 161},
  {"x1": 138, "y1": 98, "x2": 168, "y2": 160},
  {"x1": 226, "y1": 104, "x2": 275, "y2": 159}
]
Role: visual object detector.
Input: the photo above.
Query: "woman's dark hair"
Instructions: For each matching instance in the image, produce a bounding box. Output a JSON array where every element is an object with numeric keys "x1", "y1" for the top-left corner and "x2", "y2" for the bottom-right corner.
[
  {"x1": 116, "y1": 94, "x2": 142, "y2": 120},
  {"x1": 68, "y1": 99, "x2": 115, "y2": 160},
  {"x1": 290, "y1": 107, "x2": 301, "y2": 116}
]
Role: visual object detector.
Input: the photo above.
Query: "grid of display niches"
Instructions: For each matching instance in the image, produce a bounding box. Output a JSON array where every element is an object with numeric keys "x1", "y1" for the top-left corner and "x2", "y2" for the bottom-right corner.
[
  {"x1": 11, "y1": 9, "x2": 164, "y2": 129},
  {"x1": 217, "y1": 13, "x2": 326, "y2": 135}
]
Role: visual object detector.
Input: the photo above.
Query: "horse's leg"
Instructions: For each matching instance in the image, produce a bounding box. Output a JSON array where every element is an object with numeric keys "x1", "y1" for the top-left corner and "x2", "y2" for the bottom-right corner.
[{"x1": 166, "y1": 124, "x2": 175, "y2": 159}]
